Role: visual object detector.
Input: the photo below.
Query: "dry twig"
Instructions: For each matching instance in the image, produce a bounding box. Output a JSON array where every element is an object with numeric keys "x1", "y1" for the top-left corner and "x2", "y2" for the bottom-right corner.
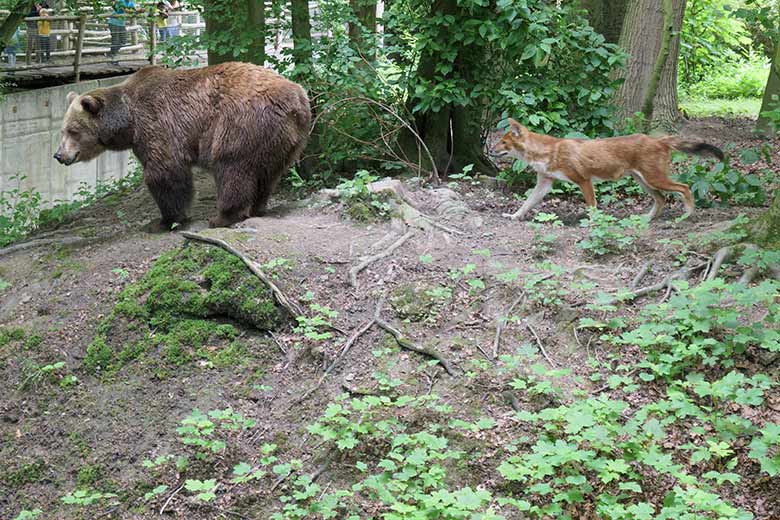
[{"x1": 349, "y1": 229, "x2": 415, "y2": 288}]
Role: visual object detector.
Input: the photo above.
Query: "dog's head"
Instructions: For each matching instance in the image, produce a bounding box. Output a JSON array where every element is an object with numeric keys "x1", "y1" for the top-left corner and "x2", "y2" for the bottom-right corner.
[{"x1": 493, "y1": 118, "x2": 530, "y2": 160}]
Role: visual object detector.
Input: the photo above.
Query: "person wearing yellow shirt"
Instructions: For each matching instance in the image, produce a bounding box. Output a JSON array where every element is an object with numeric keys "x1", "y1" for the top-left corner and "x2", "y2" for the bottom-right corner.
[{"x1": 36, "y1": 2, "x2": 51, "y2": 63}]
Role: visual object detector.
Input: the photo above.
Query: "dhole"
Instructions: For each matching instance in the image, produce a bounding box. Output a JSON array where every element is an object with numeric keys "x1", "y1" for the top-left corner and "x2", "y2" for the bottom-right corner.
[{"x1": 493, "y1": 118, "x2": 724, "y2": 221}]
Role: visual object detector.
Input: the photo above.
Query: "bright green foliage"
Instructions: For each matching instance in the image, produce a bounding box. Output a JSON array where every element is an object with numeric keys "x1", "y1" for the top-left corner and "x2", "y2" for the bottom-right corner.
[
  {"x1": 184, "y1": 479, "x2": 218, "y2": 502},
  {"x1": 613, "y1": 279, "x2": 780, "y2": 378},
  {"x1": 13, "y1": 510, "x2": 42, "y2": 520},
  {"x1": 528, "y1": 213, "x2": 562, "y2": 258},
  {"x1": 748, "y1": 423, "x2": 780, "y2": 476},
  {"x1": 397, "y1": 0, "x2": 625, "y2": 134},
  {"x1": 523, "y1": 263, "x2": 566, "y2": 308},
  {"x1": 675, "y1": 156, "x2": 766, "y2": 207},
  {"x1": 60, "y1": 489, "x2": 117, "y2": 506},
  {"x1": 686, "y1": 56, "x2": 769, "y2": 99},
  {"x1": 337, "y1": 170, "x2": 394, "y2": 222},
  {"x1": 578, "y1": 209, "x2": 648, "y2": 257},
  {"x1": 176, "y1": 408, "x2": 256, "y2": 459}
]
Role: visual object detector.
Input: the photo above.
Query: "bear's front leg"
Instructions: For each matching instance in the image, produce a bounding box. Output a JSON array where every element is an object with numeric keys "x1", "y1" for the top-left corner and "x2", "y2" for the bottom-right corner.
[{"x1": 144, "y1": 167, "x2": 194, "y2": 230}]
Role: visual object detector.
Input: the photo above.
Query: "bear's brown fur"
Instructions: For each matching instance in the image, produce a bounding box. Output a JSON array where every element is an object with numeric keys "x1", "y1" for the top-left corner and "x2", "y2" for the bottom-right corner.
[{"x1": 55, "y1": 62, "x2": 311, "y2": 228}]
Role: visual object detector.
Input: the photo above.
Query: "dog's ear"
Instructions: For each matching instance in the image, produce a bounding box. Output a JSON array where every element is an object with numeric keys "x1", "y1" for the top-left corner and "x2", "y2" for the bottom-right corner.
[{"x1": 508, "y1": 118, "x2": 524, "y2": 137}]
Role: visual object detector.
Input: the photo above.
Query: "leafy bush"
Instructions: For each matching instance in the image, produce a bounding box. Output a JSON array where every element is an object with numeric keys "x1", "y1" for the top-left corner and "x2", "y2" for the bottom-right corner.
[
  {"x1": 578, "y1": 209, "x2": 648, "y2": 257},
  {"x1": 686, "y1": 56, "x2": 769, "y2": 99},
  {"x1": 674, "y1": 156, "x2": 766, "y2": 207}
]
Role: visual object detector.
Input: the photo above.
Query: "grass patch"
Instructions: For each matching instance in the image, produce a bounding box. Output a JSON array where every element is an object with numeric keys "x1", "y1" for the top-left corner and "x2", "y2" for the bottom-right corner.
[{"x1": 680, "y1": 97, "x2": 761, "y2": 118}]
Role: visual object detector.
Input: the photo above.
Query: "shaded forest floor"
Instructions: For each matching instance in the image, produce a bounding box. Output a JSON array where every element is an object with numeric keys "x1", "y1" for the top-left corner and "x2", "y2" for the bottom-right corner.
[{"x1": 1, "y1": 118, "x2": 779, "y2": 519}]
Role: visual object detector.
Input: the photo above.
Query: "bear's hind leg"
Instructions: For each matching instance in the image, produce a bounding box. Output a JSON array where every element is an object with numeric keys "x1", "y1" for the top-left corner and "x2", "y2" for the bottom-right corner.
[
  {"x1": 211, "y1": 164, "x2": 255, "y2": 228},
  {"x1": 145, "y1": 168, "x2": 194, "y2": 230},
  {"x1": 250, "y1": 170, "x2": 283, "y2": 217}
]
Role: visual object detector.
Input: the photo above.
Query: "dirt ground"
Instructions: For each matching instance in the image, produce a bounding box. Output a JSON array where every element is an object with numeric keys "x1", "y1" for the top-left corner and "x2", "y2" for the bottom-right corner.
[{"x1": 0, "y1": 117, "x2": 778, "y2": 519}]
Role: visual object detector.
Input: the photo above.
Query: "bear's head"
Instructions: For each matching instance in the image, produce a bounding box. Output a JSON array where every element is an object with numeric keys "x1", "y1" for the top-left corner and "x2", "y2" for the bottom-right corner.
[{"x1": 54, "y1": 90, "x2": 132, "y2": 166}]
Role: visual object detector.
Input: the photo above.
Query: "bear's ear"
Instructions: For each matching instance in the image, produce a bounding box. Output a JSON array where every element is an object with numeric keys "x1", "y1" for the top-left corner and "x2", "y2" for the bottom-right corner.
[
  {"x1": 80, "y1": 95, "x2": 103, "y2": 116},
  {"x1": 508, "y1": 118, "x2": 524, "y2": 137},
  {"x1": 67, "y1": 91, "x2": 78, "y2": 105}
]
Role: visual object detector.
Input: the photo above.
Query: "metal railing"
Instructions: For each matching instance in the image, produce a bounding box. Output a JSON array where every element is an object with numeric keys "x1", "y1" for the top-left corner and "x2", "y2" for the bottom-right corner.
[{"x1": 1, "y1": 9, "x2": 205, "y2": 81}]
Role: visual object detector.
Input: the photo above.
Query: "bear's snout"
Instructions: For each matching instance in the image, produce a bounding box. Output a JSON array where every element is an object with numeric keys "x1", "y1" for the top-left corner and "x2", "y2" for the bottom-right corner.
[{"x1": 53, "y1": 151, "x2": 64, "y2": 163}]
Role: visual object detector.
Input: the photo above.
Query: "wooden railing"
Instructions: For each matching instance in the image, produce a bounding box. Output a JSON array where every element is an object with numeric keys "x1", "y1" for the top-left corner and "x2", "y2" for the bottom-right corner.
[{"x1": 0, "y1": 9, "x2": 205, "y2": 81}]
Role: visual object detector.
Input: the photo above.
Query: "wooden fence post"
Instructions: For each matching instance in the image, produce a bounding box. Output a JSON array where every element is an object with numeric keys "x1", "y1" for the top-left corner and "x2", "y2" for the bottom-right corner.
[
  {"x1": 149, "y1": 19, "x2": 157, "y2": 64},
  {"x1": 73, "y1": 14, "x2": 86, "y2": 82}
]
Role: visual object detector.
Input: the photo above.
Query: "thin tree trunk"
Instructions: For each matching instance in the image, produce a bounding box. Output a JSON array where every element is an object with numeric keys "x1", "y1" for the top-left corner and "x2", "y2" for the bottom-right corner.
[
  {"x1": 204, "y1": 0, "x2": 233, "y2": 65},
  {"x1": 0, "y1": 0, "x2": 33, "y2": 49},
  {"x1": 757, "y1": 38, "x2": 780, "y2": 135},
  {"x1": 578, "y1": 0, "x2": 627, "y2": 44},
  {"x1": 653, "y1": 0, "x2": 687, "y2": 127},
  {"x1": 640, "y1": 0, "x2": 673, "y2": 123},
  {"x1": 290, "y1": 0, "x2": 313, "y2": 75},
  {"x1": 349, "y1": 0, "x2": 377, "y2": 63},
  {"x1": 243, "y1": 0, "x2": 266, "y2": 66}
]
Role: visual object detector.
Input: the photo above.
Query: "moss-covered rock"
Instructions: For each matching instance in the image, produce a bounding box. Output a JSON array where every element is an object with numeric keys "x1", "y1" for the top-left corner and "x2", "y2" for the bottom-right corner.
[
  {"x1": 85, "y1": 243, "x2": 283, "y2": 374},
  {"x1": 389, "y1": 282, "x2": 436, "y2": 322}
]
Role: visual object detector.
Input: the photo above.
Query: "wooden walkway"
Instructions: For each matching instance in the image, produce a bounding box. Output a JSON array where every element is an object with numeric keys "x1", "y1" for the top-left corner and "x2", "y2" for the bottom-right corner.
[{"x1": 1, "y1": 59, "x2": 151, "y2": 87}]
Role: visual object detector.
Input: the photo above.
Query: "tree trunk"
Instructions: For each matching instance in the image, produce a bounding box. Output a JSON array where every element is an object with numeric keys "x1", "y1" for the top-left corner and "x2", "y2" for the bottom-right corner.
[
  {"x1": 653, "y1": 0, "x2": 687, "y2": 127},
  {"x1": 399, "y1": 0, "x2": 497, "y2": 177},
  {"x1": 640, "y1": 0, "x2": 673, "y2": 123},
  {"x1": 290, "y1": 0, "x2": 313, "y2": 76},
  {"x1": 204, "y1": 0, "x2": 234, "y2": 65},
  {"x1": 757, "y1": 39, "x2": 780, "y2": 135},
  {"x1": 578, "y1": 0, "x2": 627, "y2": 44},
  {"x1": 613, "y1": 0, "x2": 685, "y2": 125},
  {"x1": 746, "y1": 192, "x2": 780, "y2": 249},
  {"x1": 348, "y1": 0, "x2": 378, "y2": 63},
  {"x1": 0, "y1": 0, "x2": 33, "y2": 49},
  {"x1": 242, "y1": 0, "x2": 266, "y2": 66}
]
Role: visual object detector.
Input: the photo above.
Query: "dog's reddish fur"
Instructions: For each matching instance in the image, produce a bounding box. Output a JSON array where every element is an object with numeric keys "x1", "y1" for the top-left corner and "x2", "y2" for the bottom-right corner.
[{"x1": 493, "y1": 118, "x2": 724, "y2": 220}]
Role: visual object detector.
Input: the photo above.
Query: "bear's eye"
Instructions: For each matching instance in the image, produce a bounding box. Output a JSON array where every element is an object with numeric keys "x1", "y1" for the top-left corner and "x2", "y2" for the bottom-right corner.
[{"x1": 68, "y1": 129, "x2": 80, "y2": 138}]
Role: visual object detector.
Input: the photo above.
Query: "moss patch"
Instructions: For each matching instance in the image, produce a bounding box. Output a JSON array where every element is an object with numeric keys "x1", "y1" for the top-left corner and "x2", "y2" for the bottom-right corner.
[
  {"x1": 85, "y1": 243, "x2": 284, "y2": 374},
  {"x1": 389, "y1": 282, "x2": 437, "y2": 322},
  {"x1": 2, "y1": 459, "x2": 48, "y2": 487}
]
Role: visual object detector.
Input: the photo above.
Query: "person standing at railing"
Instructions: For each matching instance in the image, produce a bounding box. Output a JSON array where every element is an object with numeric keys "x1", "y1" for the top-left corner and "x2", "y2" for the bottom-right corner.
[
  {"x1": 107, "y1": 0, "x2": 138, "y2": 63},
  {"x1": 3, "y1": 27, "x2": 21, "y2": 69},
  {"x1": 156, "y1": 1, "x2": 169, "y2": 43},
  {"x1": 36, "y1": 2, "x2": 51, "y2": 63},
  {"x1": 166, "y1": 0, "x2": 181, "y2": 38},
  {"x1": 25, "y1": 4, "x2": 39, "y2": 64}
]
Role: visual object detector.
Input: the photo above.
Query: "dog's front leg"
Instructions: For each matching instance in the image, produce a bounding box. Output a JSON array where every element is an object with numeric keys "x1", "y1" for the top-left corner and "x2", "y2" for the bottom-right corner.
[{"x1": 503, "y1": 173, "x2": 553, "y2": 220}]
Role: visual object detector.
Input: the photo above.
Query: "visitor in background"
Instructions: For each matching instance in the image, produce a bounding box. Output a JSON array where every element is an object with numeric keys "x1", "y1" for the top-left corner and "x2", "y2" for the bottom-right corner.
[
  {"x1": 166, "y1": 0, "x2": 181, "y2": 38},
  {"x1": 37, "y1": 2, "x2": 51, "y2": 64},
  {"x1": 3, "y1": 26, "x2": 21, "y2": 69},
  {"x1": 108, "y1": 0, "x2": 137, "y2": 63},
  {"x1": 156, "y1": 1, "x2": 169, "y2": 43},
  {"x1": 25, "y1": 3, "x2": 39, "y2": 64}
]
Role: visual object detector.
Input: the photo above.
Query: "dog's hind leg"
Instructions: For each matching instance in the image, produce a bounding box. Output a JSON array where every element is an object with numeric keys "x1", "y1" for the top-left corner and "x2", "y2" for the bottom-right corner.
[
  {"x1": 630, "y1": 170, "x2": 666, "y2": 219},
  {"x1": 503, "y1": 173, "x2": 553, "y2": 220},
  {"x1": 576, "y1": 179, "x2": 597, "y2": 208},
  {"x1": 642, "y1": 165, "x2": 695, "y2": 218}
]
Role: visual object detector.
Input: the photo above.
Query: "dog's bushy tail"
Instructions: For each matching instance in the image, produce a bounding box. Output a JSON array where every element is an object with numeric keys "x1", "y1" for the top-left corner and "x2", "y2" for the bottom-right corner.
[{"x1": 660, "y1": 136, "x2": 725, "y2": 161}]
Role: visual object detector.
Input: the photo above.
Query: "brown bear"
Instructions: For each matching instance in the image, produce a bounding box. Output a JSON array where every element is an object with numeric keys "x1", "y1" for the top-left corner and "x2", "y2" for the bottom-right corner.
[{"x1": 54, "y1": 62, "x2": 311, "y2": 229}]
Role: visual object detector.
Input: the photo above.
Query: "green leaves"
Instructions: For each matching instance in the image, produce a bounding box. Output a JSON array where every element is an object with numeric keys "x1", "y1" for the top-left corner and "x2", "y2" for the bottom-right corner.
[
  {"x1": 748, "y1": 423, "x2": 780, "y2": 476},
  {"x1": 185, "y1": 479, "x2": 218, "y2": 501}
]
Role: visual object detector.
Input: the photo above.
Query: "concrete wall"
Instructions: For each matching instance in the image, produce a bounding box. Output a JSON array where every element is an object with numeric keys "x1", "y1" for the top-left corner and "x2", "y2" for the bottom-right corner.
[{"x1": 0, "y1": 76, "x2": 131, "y2": 207}]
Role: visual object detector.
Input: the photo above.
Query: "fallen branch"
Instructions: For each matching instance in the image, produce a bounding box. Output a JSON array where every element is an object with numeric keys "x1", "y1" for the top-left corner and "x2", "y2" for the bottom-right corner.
[
  {"x1": 527, "y1": 323, "x2": 556, "y2": 368},
  {"x1": 349, "y1": 229, "x2": 415, "y2": 288},
  {"x1": 493, "y1": 293, "x2": 526, "y2": 359},
  {"x1": 159, "y1": 483, "x2": 185, "y2": 515},
  {"x1": 376, "y1": 318, "x2": 457, "y2": 376},
  {"x1": 0, "y1": 236, "x2": 87, "y2": 258},
  {"x1": 179, "y1": 231, "x2": 304, "y2": 318}
]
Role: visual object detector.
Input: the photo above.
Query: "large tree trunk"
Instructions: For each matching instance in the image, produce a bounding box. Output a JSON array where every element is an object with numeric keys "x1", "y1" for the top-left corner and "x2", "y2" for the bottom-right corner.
[
  {"x1": 613, "y1": 0, "x2": 685, "y2": 125},
  {"x1": 653, "y1": 0, "x2": 687, "y2": 127},
  {"x1": 757, "y1": 39, "x2": 780, "y2": 135},
  {"x1": 205, "y1": 0, "x2": 265, "y2": 66},
  {"x1": 578, "y1": 0, "x2": 628, "y2": 44},
  {"x1": 400, "y1": 0, "x2": 497, "y2": 178},
  {"x1": 640, "y1": 0, "x2": 674, "y2": 123},
  {"x1": 290, "y1": 0, "x2": 313, "y2": 76},
  {"x1": 204, "y1": 0, "x2": 234, "y2": 65},
  {"x1": 348, "y1": 0, "x2": 378, "y2": 63},
  {"x1": 0, "y1": 0, "x2": 33, "y2": 49}
]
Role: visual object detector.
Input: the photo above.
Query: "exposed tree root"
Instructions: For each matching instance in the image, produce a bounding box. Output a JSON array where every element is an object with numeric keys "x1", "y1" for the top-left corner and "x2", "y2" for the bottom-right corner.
[
  {"x1": 180, "y1": 231, "x2": 305, "y2": 318},
  {"x1": 375, "y1": 318, "x2": 457, "y2": 376},
  {"x1": 705, "y1": 246, "x2": 733, "y2": 281},
  {"x1": 493, "y1": 293, "x2": 526, "y2": 359},
  {"x1": 527, "y1": 323, "x2": 556, "y2": 368},
  {"x1": 349, "y1": 229, "x2": 415, "y2": 288},
  {"x1": 618, "y1": 262, "x2": 707, "y2": 302},
  {"x1": 630, "y1": 261, "x2": 652, "y2": 289},
  {"x1": 0, "y1": 235, "x2": 87, "y2": 258}
]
